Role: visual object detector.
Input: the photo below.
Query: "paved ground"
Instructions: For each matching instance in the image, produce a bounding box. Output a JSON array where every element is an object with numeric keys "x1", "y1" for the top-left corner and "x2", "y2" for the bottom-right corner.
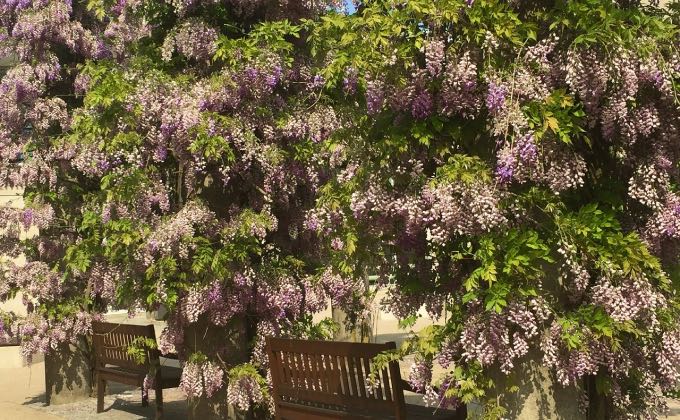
[{"x1": 0, "y1": 360, "x2": 187, "y2": 420}]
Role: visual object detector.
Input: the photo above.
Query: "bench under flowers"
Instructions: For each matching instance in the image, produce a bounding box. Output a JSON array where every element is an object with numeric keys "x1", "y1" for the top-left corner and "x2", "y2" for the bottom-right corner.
[
  {"x1": 266, "y1": 337, "x2": 466, "y2": 420},
  {"x1": 92, "y1": 322, "x2": 181, "y2": 420}
]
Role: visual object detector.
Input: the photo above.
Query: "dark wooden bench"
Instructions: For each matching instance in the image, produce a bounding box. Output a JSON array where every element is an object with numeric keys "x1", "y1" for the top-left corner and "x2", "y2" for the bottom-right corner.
[
  {"x1": 266, "y1": 337, "x2": 466, "y2": 420},
  {"x1": 0, "y1": 337, "x2": 19, "y2": 346},
  {"x1": 92, "y1": 322, "x2": 181, "y2": 419}
]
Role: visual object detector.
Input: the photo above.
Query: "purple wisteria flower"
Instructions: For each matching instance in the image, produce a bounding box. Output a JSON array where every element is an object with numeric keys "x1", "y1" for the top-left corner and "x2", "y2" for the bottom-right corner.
[
  {"x1": 226, "y1": 374, "x2": 264, "y2": 411},
  {"x1": 485, "y1": 81, "x2": 507, "y2": 114},
  {"x1": 411, "y1": 90, "x2": 433, "y2": 119},
  {"x1": 495, "y1": 155, "x2": 515, "y2": 183},
  {"x1": 343, "y1": 67, "x2": 358, "y2": 95},
  {"x1": 21, "y1": 209, "x2": 33, "y2": 229},
  {"x1": 517, "y1": 133, "x2": 538, "y2": 163},
  {"x1": 311, "y1": 74, "x2": 325, "y2": 88}
]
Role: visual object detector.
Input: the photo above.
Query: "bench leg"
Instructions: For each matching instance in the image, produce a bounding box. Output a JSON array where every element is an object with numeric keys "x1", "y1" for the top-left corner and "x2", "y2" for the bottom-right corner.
[
  {"x1": 455, "y1": 404, "x2": 467, "y2": 419},
  {"x1": 96, "y1": 376, "x2": 106, "y2": 413},
  {"x1": 155, "y1": 387, "x2": 163, "y2": 420}
]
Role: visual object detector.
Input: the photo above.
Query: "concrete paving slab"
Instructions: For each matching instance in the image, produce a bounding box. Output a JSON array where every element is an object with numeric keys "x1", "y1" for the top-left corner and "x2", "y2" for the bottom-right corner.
[{"x1": 0, "y1": 401, "x2": 62, "y2": 420}]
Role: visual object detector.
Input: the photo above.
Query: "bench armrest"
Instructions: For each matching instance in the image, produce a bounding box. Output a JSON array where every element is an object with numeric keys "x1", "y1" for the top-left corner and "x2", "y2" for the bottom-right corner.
[
  {"x1": 160, "y1": 352, "x2": 179, "y2": 360},
  {"x1": 401, "y1": 379, "x2": 418, "y2": 393}
]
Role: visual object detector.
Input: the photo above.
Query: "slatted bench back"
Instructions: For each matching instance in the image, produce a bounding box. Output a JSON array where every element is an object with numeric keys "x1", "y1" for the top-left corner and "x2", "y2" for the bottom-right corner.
[
  {"x1": 267, "y1": 337, "x2": 406, "y2": 420},
  {"x1": 92, "y1": 322, "x2": 157, "y2": 372}
]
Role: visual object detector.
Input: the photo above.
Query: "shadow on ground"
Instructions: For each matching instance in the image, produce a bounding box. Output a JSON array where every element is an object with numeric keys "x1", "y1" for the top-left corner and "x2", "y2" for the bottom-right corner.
[{"x1": 24, "y1": 382, "x2": 188, "y2": 420}]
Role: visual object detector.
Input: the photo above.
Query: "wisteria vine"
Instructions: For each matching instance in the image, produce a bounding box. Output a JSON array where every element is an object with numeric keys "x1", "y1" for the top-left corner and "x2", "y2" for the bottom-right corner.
[{"x1": 0, "y1": 0, "x2": 680, "y2": 419}]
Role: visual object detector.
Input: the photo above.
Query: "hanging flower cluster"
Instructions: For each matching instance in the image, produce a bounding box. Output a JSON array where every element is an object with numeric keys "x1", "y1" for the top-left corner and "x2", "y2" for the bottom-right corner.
[
  {"x1": 180, "y1": 357, "x2": 225, "y2": 399},
  {"x1": 225, "y1": 364, "x2": 270, "y2": 412}
]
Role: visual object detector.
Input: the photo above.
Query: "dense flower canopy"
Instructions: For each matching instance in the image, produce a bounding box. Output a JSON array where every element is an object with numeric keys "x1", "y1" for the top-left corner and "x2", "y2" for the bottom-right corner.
[
  {"x1": 0, "y1": 0, "x2": 358, "y2": 411},
  {"x1": 0, "y1": 0, "x2": 679, "y2": 418},
  {"x1": 309, "y1": 0, "x2": 680, "y2": 417}
]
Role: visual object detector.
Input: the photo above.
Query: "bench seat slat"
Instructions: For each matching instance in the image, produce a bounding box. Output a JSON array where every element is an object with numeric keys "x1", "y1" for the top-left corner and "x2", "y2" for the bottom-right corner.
[{"x1": 277, "y1": 384, "x2": 395, "y2": 411}]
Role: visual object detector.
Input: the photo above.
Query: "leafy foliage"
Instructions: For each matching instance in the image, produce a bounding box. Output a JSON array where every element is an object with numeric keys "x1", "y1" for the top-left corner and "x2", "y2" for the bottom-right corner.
[{"x1": 2, "y1": 0, "x2": 680, "y2": 418}]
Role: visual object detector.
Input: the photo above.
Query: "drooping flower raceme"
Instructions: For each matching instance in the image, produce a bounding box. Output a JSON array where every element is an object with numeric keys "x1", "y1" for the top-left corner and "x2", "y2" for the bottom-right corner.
[{"x1": 180, "y1": 359, "x2": 225, "y2": 399}]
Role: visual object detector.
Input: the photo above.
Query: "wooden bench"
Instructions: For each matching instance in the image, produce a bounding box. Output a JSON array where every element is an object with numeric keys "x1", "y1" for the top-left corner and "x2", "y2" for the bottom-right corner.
[
  {"x1": 92, "y1": 322, "x2": 181, "y2": 419},
  {"x1": 266, "y1": 337, "x2": 466, "y2": 420},
  {"x1": 0, "y1": 337, "x2": 19, "y2": 346}
]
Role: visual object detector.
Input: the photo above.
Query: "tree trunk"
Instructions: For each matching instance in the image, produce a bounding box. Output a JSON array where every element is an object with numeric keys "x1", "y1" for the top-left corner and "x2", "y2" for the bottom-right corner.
[
  {"x1": 331, "y1": 306, "x2": 373, "y2": 343},
  {"x1": 184, "y1": 317, "x2": 250, "y2": 420},
  {"x1": 44, "y1": 341, "x2": 92, "y2": 405},
  {"x1": 332, "y1": 275, "x2": 374, "y2": 343},
  {"x1": 586, "y1": 375, "x2": 608, "y2": 420},
  {"x1": 468, "y1": 348, "x2": 582, "y2": 419}
]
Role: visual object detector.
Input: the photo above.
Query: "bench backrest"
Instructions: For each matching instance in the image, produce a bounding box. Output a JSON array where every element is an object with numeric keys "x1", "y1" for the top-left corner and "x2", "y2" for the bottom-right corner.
[
  {"x1": 266, "y1": 337, "x2": 406, "y2": 420},
  {"x1": 92, "y1": 322, "x2": 158, "y2": 372}
]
